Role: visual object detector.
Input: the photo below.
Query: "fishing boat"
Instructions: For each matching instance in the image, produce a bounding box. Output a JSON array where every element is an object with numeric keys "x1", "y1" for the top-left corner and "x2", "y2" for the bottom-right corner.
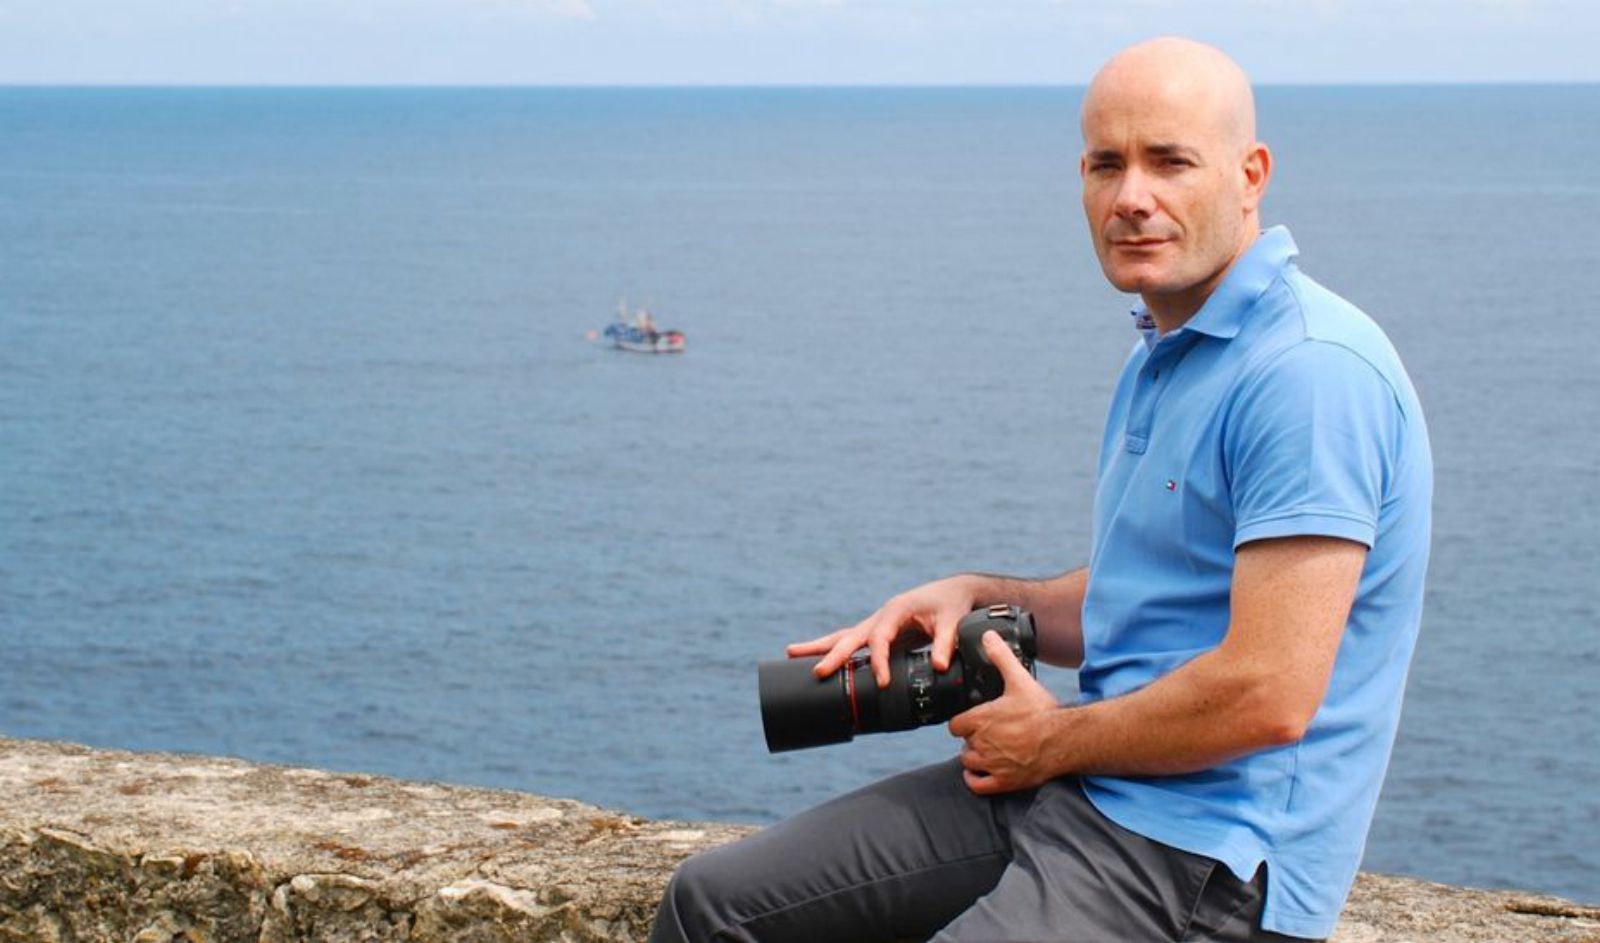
[{"x1": 597, "y1": 301, "x2": 686, "y2": 354}]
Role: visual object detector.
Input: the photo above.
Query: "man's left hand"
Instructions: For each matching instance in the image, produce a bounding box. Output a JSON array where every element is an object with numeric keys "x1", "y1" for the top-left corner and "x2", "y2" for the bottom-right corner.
[{"x1": 947, "y1": 630, "x2": 1062, "y2": 795}]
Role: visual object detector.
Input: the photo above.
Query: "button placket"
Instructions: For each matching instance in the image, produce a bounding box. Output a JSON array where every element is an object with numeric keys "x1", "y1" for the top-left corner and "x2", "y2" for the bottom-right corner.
[{"x1": 1123, "y1": 334, "x2": 1194, "y2": 455}]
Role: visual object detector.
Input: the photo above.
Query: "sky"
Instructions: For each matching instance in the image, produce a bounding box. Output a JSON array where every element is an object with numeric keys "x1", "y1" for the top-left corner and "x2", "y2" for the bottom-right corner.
[{"x1": 2, "y1": 0, "x2": 1597, "y2": 86}]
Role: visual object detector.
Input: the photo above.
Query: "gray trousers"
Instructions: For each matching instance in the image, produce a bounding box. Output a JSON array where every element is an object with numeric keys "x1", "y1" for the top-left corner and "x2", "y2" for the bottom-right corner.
[{"x1": 650, "y1": 759, "x2": 1314, "y2": 943}]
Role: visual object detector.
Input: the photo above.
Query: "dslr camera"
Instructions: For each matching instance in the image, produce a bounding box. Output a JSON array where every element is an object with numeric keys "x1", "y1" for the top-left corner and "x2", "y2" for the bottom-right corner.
[{"x1": 758, "y1": 605, "x2": 1037, "y2": 753}]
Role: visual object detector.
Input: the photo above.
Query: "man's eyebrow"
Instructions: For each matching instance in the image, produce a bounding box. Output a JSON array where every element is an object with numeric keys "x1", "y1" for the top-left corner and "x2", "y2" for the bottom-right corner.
[
  {"x1": 1085, "y1": 143, "x2": 1201, "y2": 163},
  {"x1": 1145, "y1": 143, "x2": 1201, "y2": 160}
]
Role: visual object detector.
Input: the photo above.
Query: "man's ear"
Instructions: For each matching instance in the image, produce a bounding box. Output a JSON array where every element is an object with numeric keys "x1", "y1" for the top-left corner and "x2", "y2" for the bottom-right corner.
[{"x1": 1241, "y1": 142, "x2": 1272, "y2": 213}]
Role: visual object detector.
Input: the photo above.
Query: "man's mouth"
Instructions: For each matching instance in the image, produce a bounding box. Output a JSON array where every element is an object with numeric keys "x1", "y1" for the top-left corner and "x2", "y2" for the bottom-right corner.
[{"x1": 1112, "y1": 237, "x2": 1171, "y2": 249}]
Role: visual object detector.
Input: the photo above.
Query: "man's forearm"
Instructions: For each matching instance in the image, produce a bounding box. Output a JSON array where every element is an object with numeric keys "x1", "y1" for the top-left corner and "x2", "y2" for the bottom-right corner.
[
  {"x1": 1036, "y1": 645, "x2": 1299, "y2": 777},
  {"x1": 963, "y1": 567, "x2": 1088, "y2": 668}
]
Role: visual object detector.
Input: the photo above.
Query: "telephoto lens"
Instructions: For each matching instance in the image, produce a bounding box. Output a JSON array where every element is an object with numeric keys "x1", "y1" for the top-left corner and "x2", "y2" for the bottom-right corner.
[{"x1": 757, "y1": 605, "x2": 1037, "y2": 753}]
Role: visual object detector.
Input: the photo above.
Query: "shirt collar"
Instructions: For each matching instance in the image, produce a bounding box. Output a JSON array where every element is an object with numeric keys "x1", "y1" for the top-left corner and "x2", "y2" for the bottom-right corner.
[{"x1": 1128, "y1": 225, "x2": 1298, "y2": 347}]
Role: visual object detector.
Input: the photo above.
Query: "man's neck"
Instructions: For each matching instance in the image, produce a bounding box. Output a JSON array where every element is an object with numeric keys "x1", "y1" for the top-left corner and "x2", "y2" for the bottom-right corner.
[
  {"x1": 1143, "y1": 287, "x2": 1215, "y2": 336},
  {"x1": 1142, "y1": 228, "x2": 1260, "y2": 336}
]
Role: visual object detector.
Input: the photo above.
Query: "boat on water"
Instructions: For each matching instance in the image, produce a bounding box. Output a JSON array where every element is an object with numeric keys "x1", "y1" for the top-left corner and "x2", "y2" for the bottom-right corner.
[{"x1": 599, "y1": 301, "x2": 686, "y2": 354}]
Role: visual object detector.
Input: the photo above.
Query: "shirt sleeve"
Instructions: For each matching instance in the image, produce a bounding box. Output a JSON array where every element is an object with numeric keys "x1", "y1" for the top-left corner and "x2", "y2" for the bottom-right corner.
[{"x1": 1225, "y1": 340, "x2": 1401, "y2": 549}]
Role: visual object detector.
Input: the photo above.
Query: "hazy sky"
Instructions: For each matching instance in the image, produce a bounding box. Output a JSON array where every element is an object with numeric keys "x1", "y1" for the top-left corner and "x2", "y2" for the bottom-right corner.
[{"x1": 3, "y1": 0, "x2": 1596, "y2": 85}]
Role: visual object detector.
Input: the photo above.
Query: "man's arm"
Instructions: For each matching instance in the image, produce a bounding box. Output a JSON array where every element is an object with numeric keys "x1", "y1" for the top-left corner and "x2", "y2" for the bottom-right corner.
[
  {"x1": 786, "y1": 566, "x2": 1089, "y2": 688},
  {"x1": 949, "y1": 535, "x2": 1364, "y2": 793}
]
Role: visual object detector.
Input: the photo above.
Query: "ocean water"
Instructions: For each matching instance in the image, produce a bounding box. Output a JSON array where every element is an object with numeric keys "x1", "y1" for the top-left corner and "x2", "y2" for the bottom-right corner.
[{"x1": 1, "y1": 86, "x2": 1596, "y2": 904}]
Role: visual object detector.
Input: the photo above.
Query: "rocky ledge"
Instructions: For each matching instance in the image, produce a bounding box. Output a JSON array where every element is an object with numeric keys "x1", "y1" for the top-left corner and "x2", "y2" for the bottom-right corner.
[{"x1": 1, "y1": 737, "x2": 1595, "y2": 942}]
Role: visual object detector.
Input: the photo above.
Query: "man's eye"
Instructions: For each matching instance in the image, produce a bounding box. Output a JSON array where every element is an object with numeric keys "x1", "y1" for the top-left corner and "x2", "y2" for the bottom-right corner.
[{"x1": 1162, "y1": 157, "x2": 1193, "y2": 168}]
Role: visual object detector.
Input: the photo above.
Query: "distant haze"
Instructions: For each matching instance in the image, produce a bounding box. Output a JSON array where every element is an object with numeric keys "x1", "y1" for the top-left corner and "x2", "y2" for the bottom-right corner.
[{"x1": 4, "y1": 0, "x2": 1598, "y2": 86}]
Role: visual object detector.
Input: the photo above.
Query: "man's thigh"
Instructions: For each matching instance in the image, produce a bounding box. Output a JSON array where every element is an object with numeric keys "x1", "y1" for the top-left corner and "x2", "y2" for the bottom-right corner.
[
  {"x1": 932, "y1": 779, "x2": 1301, "y2": 943},
  {"x1": 651, "y1": 759, "x2": 1034, "y2": 943}
]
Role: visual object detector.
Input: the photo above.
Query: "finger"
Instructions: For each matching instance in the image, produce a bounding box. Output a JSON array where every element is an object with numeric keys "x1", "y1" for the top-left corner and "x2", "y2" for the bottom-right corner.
[
  {"x1": 983, "y1": 631, "x2": 1033, "y2": 687},
  {"x1": 947, "y1": 707, "x2": 983, "y2": 739},
  {"x1": 786, "y1": 628, "x2": 846, "y2": 658},
  {"x1": 868, "y1": 628, "x2": 892, "y2": 689},
  {"x1": 958, "y1": 745, "x2": 986, "y2": 772},
  {"x1": 813, "y1": 643, "x2": 857, "y2": 678},
  {"x1": 963, "y1": 769, "x2": 1004, "y2": 795},
  {"x1": 931, "y1": 614, "x2": 961, "y2": 673},
  {"x1": 815, "y1": 609, "x2": 885, "y2": 676},
  {"x1": 813, "y1": 629, "x2": 867, "y2": 678}
]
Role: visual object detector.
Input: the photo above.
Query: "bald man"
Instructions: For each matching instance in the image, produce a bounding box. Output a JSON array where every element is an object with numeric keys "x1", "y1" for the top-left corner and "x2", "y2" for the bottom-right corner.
[{"x1": 651, "y1": 38, "x2": 1431, "y2": 943}]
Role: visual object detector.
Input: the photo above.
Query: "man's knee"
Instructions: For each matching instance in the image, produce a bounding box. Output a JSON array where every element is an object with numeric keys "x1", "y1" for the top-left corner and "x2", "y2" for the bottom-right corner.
[{"x1": 652, "y1": 848, "x2": 731, "y2": 943}]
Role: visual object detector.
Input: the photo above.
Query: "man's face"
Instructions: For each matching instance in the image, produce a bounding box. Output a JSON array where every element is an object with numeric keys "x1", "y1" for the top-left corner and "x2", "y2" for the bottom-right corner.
[{"x1": 1079, "y1": 82, "x2": 1253, "y2": 307}]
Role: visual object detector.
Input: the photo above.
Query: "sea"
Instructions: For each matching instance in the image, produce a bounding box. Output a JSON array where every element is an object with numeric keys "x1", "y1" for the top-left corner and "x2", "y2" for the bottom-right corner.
[{"x1": 1, "y1": 85, "x2": 1596, "y2": 904}]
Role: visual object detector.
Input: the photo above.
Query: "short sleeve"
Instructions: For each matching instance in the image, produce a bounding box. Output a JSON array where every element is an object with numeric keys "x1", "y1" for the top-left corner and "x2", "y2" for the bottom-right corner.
[{"x1": 1225, "y1": 341, "x2": 1401, "y2": 550}]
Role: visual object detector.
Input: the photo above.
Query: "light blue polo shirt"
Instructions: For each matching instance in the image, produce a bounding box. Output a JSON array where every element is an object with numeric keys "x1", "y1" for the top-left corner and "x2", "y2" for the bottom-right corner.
[{"x1": 1078, "y1": 226, "x2": 1432, "y2": 939}]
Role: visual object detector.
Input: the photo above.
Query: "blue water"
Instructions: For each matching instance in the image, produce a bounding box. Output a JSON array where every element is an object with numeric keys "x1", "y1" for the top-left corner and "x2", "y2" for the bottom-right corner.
[{"x1": 1, "y1": 86, "x2": 1596, "y2": 904}]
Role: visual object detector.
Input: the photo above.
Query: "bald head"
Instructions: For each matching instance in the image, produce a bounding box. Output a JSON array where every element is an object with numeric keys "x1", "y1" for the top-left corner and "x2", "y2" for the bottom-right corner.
[
  {"x1": 1083, "y1": 37, "x2": 1256, "y2": 156},
  {"x1": 1077, "y1": 37, "x2": 1273, "y2": 330}
]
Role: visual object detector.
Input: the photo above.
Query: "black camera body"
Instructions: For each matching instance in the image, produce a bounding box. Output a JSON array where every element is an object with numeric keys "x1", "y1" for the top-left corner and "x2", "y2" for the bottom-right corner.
[{"x1": 758, "y1": 605, "x2": 1037, "y2": 753}]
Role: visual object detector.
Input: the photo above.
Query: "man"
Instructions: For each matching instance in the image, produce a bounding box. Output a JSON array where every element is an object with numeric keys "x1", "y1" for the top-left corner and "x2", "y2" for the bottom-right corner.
[{"x1": 651, "y1": 36, "x2": 1431, "y2": 942}]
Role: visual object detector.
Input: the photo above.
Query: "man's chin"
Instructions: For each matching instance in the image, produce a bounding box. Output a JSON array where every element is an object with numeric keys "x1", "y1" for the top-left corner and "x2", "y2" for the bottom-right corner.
[{"x1": 1105, "y1": 268, "x2": 1171, "y2": 296}]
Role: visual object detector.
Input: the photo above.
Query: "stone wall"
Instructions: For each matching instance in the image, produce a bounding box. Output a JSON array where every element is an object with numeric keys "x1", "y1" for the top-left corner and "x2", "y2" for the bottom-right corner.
[{"x1": 1, "y1": 737, "x2": 1595, "y2": 942}]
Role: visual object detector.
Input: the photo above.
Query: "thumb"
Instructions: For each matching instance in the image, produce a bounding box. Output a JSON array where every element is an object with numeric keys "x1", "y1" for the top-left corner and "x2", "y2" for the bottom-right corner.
[{"x1": 983, "y1": 631, "x2": 1033, "y2": 688}]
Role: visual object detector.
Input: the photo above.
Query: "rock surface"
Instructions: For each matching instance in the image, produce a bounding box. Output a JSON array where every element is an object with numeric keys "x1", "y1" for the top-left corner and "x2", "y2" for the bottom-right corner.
[{"x1": 1, "y1": 737, "x2": 1594, "y2": 942}]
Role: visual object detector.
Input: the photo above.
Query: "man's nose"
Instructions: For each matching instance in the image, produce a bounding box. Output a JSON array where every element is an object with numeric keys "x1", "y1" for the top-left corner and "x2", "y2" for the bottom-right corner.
[{"x1": 1112, "y1": 168, "x2": 1156, "y2": 219}]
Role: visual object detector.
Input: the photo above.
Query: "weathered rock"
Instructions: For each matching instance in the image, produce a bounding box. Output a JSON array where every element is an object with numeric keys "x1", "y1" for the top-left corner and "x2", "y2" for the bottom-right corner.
[{"x1": 0, "y1": 737, "x2": 1594, "y2": 942}]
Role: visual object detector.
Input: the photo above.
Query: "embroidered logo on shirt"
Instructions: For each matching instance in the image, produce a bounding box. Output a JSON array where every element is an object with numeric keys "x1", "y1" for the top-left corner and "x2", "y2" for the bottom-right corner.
[{"x1": 1165, "y1": 479, "x2": 1178, "y2": 492}]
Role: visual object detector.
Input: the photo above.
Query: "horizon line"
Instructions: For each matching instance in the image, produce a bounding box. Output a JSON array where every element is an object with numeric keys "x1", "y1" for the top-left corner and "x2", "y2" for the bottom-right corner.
[{"x1": 3, "y1": 79, "x2": 1597, "y2": 90}]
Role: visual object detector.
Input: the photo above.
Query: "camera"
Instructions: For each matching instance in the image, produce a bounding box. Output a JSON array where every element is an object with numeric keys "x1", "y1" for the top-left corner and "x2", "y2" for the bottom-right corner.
[{"x1": 757, "y1": 605, "x2": 1037, "y2": 753}]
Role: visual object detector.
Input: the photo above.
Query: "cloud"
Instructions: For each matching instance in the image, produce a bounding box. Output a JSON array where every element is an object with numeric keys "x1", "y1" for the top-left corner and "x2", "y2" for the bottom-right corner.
[
  {"x1": 528, "y1": 0, "x2": 595, "y2": 17},
  {"x1": 484, "y1": 0, "x2": 594, "y2": 18}
]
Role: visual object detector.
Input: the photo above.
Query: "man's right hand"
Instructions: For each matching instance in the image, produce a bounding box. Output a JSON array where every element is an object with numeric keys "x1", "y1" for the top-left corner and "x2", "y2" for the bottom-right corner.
[{"x1": 784, "y1": 575, "x2": 983, "y2": 689}]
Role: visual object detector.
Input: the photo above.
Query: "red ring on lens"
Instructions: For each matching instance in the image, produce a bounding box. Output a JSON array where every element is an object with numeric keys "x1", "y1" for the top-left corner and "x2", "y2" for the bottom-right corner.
[{"x1": 845, "y1": 656, "x2": 862, "y2": 732}]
